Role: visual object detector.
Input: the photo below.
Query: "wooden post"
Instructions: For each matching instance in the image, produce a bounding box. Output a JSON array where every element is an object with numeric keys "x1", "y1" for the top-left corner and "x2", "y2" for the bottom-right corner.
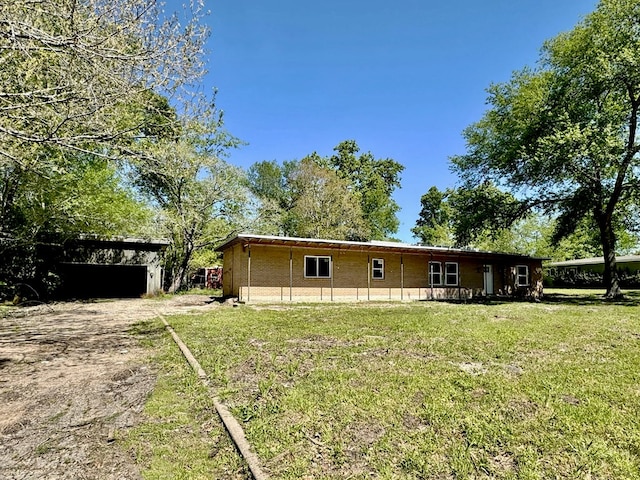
[
  {"x1": 367, "y1": 255, "x2": 371, "y2": 301},
  {"x1": 429, "y1": 252, "x2": 433, "y2": 301},
  {"x1": 247, "y1": 244, "x2": 251, "y2": 303},
  {"x1": 401, "y1": 254, "x2": 404, "y2": 300},
  {"x1": 330, "y1": 255, "x2": 334, "y2": 301},
  {"x1": 289, "y1": 248, "x2": 293, "y2": 302}
]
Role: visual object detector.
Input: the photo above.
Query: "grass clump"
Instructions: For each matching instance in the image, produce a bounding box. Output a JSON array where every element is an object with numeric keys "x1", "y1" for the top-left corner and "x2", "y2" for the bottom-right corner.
[{"x1": 134, "y1": 298, "x2": 640, "y2": 479}]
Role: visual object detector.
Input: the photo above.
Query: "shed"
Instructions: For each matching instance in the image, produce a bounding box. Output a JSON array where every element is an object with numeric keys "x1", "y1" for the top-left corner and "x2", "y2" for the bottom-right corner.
[
  {"x1": 58, "y1": 236, "x2": 168, "y2": 298},
  {"x1": 215, "y1": 233, "x2": 544, "y2": 302}
]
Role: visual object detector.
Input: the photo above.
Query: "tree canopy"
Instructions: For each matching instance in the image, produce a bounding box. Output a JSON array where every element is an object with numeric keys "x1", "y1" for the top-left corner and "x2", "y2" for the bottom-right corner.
[
  {"x1": 247, "y1": 140, "x2": 404, "y2": 241},
  {"x1": 247, "y1": 156, "x2": 370, "y2": 241},
  {"x1": 450, "y1": 0, "x2": 640, "y2": 297},
  {"x1": 0, "y1": 0, "x2": 207, "y2": 161}
]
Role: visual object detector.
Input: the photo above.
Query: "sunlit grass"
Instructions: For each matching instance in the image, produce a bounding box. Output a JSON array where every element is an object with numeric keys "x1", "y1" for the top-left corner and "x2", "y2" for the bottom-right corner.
[{"x1": 130, "y1": 297, "x2": 640, "y2": 479}]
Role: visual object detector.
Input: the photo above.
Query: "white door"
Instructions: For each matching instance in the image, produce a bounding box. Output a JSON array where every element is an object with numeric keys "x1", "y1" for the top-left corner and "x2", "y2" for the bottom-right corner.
[{"x1": 483, "y1": 265, "x2": 494, "y2": 295}]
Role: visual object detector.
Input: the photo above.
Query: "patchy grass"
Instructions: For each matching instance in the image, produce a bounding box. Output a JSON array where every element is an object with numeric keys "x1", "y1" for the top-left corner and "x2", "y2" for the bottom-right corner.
[
  {"x1": 125, "y1": 319, "x2": 250, "y2": 479},
  {"x1": 132, "y1": 298, "x2": 640, "y2": 479}
]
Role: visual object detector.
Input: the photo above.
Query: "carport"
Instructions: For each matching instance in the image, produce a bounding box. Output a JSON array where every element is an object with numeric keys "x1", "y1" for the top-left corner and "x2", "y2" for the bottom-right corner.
[{"x1": 58, "y1": 236, "x2": 169, "y2": 299}]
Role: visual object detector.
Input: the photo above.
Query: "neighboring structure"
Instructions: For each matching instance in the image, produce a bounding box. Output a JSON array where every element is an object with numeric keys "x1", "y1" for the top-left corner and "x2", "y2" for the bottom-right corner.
[
  {"x1": 545, "y1": 255, "x2": 640, "y2": 288},
  {"x1": 546, "y1": 255, "x2": 640, "y2": 275},
  {"x1": 190, "y1": 266, "x2": 223, "y2": 290},
  {"x1": 216, "y1": 233, "x2": 544, "y2": 302},
  {"x1": 58, "y1": 236, "x2": 169, "y2": 298}
]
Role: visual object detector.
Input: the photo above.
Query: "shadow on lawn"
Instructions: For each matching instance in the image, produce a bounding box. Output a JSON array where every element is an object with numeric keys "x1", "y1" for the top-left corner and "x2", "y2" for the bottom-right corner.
[
  {"x1": 443, "y1": 290, "x2": 640, "y2": 307},
  {"x1": 541, "y1": 290, "x2": 640, "y2": 307}
]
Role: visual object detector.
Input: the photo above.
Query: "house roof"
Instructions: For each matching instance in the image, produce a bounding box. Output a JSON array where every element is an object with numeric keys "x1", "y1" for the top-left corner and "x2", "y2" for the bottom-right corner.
[
  {"x1": 216, "y1": 233, "x2": 546, "y2": 261},
  {"x1": 546, "y1": 255, "x2": 640, "y2": 267}
]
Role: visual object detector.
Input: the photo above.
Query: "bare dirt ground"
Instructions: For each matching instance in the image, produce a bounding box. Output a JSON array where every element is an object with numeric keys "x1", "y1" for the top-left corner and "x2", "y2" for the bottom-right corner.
[{"x1": 0, "y1": 295, "x2": 217, "y2": 480}]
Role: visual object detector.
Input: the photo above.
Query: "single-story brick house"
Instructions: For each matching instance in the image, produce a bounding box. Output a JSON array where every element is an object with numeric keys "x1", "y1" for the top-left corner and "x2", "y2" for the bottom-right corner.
[{"x1": 216, "y1": 233, "x2": 544, "y2": 302}]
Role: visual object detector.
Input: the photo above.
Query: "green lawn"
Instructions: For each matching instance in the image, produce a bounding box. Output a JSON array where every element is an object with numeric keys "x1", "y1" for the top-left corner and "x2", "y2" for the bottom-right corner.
[{"x1": 128, "y1": 296, "x2": 640, "y2": 479}]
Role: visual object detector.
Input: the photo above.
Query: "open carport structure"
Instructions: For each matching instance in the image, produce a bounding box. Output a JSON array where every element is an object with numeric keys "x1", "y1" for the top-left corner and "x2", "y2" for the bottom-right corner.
[{"x1": 58, "y1": 236, "x2": 168, "y2": 298}]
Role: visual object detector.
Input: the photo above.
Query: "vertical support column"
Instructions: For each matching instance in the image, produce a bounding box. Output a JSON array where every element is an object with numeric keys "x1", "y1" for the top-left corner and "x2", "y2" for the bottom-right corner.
[
  {"x1": 330, "y1": 255, "x2": 334, "y2": 301},
  {"x1": 367, "y1": 255, "x2": 371, "y2": 301},
  {"x1": 247, "y1": 244, "x2": 251, "y2": 303},
  {"x1": 401, "y1": 254, "x2": 404, "y2": 300},
  {"x1": 457, "y1": 254, "x2": 462, "y2": 300},
  {"x1": 289, "y1": 248, "x2": 293, "y2": 302},
  {"x1": 429, "y1": 252, "x2": 433, "y2": 301}
]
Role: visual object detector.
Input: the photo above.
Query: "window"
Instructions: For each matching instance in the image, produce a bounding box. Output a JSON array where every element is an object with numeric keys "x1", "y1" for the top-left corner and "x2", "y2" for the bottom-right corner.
[
  {"x1": 372, "y1": 258, "x2": 384, "y2": 280},
  {"x1": 305, "y1": 256, "x2": 331, "y2": 278},
  {"x1": 429, "y1": 262, "x2": 442, "y2": 285},
  {"x1": 516, "y1": 265, "x2": 529, "y2": 286},
  {"x1": 445, "y1": 262, "x2": 459, "y2": 286}
]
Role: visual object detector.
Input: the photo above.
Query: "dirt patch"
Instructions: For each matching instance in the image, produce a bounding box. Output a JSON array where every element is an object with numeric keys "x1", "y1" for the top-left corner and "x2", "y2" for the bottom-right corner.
[{"x1": 0, "y1": 295, "x2": 216, "y2": 480}]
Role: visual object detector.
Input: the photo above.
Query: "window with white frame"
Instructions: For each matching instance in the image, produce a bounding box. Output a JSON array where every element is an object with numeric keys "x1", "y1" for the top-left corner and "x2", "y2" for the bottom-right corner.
[
  {"x1": 516, "y1": 265, "x2": 529, "y2": 286},
  {"x1": 372, "y1": 258, "x2": 384, "y2": 280},
  {"x1": 429, "y1": 262, "x2": 442, "y2": 285},
  {"x1": 445, "y1": 262, "x2": 459, "y2": 286},
  {"x1": 304, "y1": 256, "x2": 331, "y2": 278}
]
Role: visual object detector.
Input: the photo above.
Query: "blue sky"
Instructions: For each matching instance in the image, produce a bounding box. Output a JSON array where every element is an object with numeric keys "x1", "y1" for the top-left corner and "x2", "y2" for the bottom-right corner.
[{"x1": 182, "y1": 1, "x2": 598, "y2": 242}]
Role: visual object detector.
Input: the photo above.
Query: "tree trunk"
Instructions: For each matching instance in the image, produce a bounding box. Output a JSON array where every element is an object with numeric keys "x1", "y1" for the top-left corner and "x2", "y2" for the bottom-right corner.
[
  {"x1": 598, "y1": 217, "x2": 622, "y2": 298},
  {"x1": 169, "y1": 255, "x2": 190, "y2": 293}
]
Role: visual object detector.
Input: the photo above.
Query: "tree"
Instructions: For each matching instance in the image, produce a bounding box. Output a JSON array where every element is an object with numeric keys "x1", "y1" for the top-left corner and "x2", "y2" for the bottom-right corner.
[
  {"x1": 1, "y1": 0, "x2": 207, "y2": 161},
  {"x1": 286, "y1": 158, "x2": 369, "y2": 240},
  {"x1": 411, "y1": 186, "x2": 455, "y2": 246},
  {"x1": 451, "y1": 0, "x2": 640, "y2": 297},
  {"x1": 131, "y1": 114, "x2": 246, "y2": 292},
  {"x1": 412, "y1": 184, "x2": 619, "y2": 261},
  {"x1": 325, "y1": 140, "x2": 404, "y2": 240},
  {"x1": 246, "y1": 157, "x2": 370, "y2": 240},
  {"x1": 412, "y1": 184, "x2": 522, "y2": 248}
]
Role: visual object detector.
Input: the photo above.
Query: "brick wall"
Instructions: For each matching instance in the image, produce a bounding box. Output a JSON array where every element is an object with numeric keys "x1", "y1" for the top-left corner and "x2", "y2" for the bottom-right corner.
[{"x1": 221, "y1": 242, "x2": 543, "y2": 302}]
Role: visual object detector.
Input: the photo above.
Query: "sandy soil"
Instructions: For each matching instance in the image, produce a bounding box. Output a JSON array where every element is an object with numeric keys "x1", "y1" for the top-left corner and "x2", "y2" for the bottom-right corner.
[{"x1": 0, "y1": 295, "x2": 217, "y2": 480}]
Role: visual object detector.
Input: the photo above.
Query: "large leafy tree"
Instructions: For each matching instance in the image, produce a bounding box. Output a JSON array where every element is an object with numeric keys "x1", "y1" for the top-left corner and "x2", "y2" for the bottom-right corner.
[
  {"x1": 247, "y1": 140, "x2": 404, "y2": 241},
  {"x1": 132, "y1": 114, "x2": 246, "y2": 292},
  {"x1": 0, "y1": 0, "x2": 207, "y2": 160},
  {"x1": 325, "y1": 140, "x2": 404, "y2": 240},
  {"x1": 412, "y1": 185, "x2": 613, "y2": 261},
  {"x1": 412, "y1": 184, "x2": 522, "y2": 248},
  {"x1": 451, "y1": 0, "x2": 640, "y2": 297},
  {"x1": 286, "y1": 158, "x2": 369, "y2": 240},
  {"x1": 247, "y1": 157, "x2": 369, "y2": 240}
]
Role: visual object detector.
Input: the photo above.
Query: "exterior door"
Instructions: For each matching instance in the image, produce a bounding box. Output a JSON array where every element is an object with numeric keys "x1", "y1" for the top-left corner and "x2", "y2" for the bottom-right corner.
[{"x1": 483, "y1": 265, "x2": 494, "y2": 295}]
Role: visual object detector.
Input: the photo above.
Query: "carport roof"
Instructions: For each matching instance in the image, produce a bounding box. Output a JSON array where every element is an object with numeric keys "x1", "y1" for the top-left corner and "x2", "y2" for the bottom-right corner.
[{"x1": 546, "y1": 255, "x2": 640, "y2": 267}]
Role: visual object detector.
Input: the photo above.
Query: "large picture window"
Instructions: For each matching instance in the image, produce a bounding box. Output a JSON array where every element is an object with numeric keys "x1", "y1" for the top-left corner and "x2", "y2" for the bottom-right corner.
[
  {"x1": 429, "y1": 262, "x2": 442, "y2": 285},
  {"x1": 305, "y1": 256, "x2": 331, "y2": 278},
  {"x1": 372, "y1": 258, "x2": 384, "y2": 280},
  {"x1": 516, "y1": 265, "x2": 529, "y2": 286},
  {"x1": 445, "y1": 262, "x2": 459, "y2": 286}
]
